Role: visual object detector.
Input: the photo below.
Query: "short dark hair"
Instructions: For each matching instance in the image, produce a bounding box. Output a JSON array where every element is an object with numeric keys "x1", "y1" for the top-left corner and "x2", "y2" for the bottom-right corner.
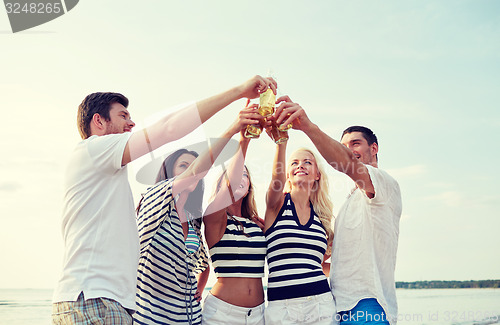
[
  {"x1": 157, "y1": 149, "x2": 204, "y2": 220},
  {"x1": 341, "y1": 126, "x2": 378, "y2": 145},
  {"x1": 77, "y1": 92, "x2": 129, "y2": 139}
]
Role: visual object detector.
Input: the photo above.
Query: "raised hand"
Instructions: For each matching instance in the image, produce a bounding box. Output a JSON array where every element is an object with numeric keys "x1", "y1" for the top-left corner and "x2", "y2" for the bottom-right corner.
[
  {"x1": 238, "y1": 76, "x2": 278, "y2": 100},
  {"x1": 228, "y1": 101, "x2": 264, "y2": 136},
  {"x1": 262, "y1": 114, "x2": 276, "y2": 142},
  {"x1": 274, "y1": 95, "x2": 313, "y2": 132}
]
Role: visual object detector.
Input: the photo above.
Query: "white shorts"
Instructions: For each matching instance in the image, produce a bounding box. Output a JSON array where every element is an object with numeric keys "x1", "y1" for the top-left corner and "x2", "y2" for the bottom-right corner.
[
  {"x1": 265, "y1": 292, "x2": 337, "y2": 325},
  {"x1": 202, "y1": 292, "x2": 265, "y2": 325}
]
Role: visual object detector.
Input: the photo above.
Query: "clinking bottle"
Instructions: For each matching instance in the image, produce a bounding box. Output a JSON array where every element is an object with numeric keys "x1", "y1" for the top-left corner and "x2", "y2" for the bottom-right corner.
[{"x1": 244, "y1": 88, "x2": 276, "y2": 138}]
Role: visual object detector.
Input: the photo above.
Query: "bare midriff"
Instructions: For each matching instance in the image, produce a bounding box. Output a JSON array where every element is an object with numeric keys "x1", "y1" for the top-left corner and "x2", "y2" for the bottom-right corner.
[{"x1": 210, "y1": 277, "x2": 264, "y2": 308}]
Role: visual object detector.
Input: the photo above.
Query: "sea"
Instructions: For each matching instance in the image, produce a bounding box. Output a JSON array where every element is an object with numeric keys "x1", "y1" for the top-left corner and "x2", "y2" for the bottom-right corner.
[{"x1": 1, "y1": 288, "x2": 499, "y2": 325}]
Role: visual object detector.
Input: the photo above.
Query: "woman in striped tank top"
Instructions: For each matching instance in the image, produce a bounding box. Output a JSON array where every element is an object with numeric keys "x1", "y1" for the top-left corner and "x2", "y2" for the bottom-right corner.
[
  {"x1": 264, "y1": 134, "x2": 337, "y2": 324},
  {"x1": 202, "y1": 110, "x2": 267, "y2": 325}
]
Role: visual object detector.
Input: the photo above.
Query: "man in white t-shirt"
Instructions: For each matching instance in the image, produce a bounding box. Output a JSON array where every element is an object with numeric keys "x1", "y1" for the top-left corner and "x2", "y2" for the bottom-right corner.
[
  {"x1": 273, "y1": 97, "x2": 402, "y2": 325},
  {"x1": 52, "y1": 76, "x2": 277, "y2": 324}
]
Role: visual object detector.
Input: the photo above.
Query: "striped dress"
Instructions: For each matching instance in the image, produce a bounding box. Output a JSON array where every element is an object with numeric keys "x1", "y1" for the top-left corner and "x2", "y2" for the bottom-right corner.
[
  {"x1": 209, "y1": 214, "x2": 266, "y2": 278},
  {"x1": 134, "y1": 179, "x2": 209, "y2": 325},
  {"x1": 265, "y1": 193, "x2": 330, "y2": 301}
]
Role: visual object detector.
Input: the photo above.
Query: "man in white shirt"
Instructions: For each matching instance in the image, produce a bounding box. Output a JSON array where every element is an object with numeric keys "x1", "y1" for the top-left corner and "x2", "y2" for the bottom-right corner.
[
  {"x1": 52, "y1": 76, "x2": 276, "y2": 324},
  {"x1": 273, "y1": 97, "x2": 402, "y2": 325}
]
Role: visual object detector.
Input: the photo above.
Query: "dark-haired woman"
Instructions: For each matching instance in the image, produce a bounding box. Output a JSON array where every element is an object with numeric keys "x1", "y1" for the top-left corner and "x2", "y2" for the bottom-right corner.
[{"x1": 202, "y1": 129, "x2": 266, "y2": 325}]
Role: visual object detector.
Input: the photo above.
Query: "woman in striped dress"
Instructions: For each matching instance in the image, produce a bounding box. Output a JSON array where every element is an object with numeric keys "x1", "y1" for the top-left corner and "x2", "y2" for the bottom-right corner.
[
  {"x1": 264, "y1": 137, "x2": 337, "y2": 324},
  {"x1": 134, "y1": 106, "x2": 264, "y2": 325},
  {"x1": 201, "y1": 112, "x2": 267, "y2": 324}
]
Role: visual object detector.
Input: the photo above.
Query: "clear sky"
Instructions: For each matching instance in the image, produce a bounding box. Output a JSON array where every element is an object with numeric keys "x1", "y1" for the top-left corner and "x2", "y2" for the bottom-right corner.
[{"x1": 0, "y1": 1, "x2": 499, "y2": 289}]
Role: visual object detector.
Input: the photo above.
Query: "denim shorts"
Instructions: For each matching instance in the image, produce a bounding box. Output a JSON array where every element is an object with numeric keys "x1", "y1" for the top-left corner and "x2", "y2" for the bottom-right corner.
[{"x1": 337, "y1": 298, "x2": 390, "y2": 324}]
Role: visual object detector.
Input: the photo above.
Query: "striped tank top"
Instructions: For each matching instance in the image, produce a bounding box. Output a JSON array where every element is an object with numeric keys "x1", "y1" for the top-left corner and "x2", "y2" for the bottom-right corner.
[
  {"x1": 209, "y1": 214, "x2": 266, "y2": 278},
  {"x1": 265, "y1": 193, "x2": 330, "y2": 301}
]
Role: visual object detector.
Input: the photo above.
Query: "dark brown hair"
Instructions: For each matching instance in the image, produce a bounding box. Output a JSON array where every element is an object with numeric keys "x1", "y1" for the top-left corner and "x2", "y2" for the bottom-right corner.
[
  {"x1": 157, "y1": 149, "x2": 204, "y2": 219},
  {"x1": 341, "y1": 125, "x2": 378, "y2": 145},
  {"x1": 77, "y1": 92, "x2": 129, "y2": 139}
]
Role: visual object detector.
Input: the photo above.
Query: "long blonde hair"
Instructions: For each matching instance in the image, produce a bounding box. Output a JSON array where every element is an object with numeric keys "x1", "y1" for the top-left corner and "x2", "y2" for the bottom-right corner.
[
  {"x1": 214, "y1": 166, "x2": 258, "y2": 220},
  {"x1": 285, "y1": 148, "x2": 334, "y2": 247}
]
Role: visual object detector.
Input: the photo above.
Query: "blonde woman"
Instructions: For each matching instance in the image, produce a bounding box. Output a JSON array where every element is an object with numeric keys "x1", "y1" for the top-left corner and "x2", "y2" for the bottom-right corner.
[
  {"x1": 202, "y1": 108, "x2": 267, "y2": 325},
  {"x1": 264, "y1": 135, "x2": 337, "y2": 324}
]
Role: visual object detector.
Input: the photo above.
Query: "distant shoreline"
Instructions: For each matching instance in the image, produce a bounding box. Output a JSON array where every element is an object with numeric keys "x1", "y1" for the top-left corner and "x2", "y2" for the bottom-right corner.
[{"x1": 396, "y1": 280, "x2": 500, "y2": 289}]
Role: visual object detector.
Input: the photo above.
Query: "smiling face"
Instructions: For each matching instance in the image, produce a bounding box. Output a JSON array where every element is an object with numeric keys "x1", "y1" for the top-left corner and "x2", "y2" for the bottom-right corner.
[
  {"x1": 287, "y1": 150, "x2": 320, "y2": 189},
  {"x1": 103, "y1": 102, "x2": 136, "y2": 135},
  {"x1": 340, "y1": 131, "x2": 378, "y2": 166},
  {"x1": 215, "y1": 166, "x2": 251, "y2": 201},
  {"x1": 217, "y1": 167, "x2": 250, "y2": 194},
  {"x1": 172, "y1": 153, "x2": 197, "y2": 177}
]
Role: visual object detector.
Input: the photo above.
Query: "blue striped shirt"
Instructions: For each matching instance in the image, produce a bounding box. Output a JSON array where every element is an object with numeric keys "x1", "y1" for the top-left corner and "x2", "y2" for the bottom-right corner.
[
  {"x1": 209, "y1": 214, "x2": 266, "y2": 278},
  {"x1": 134, "y1": 179, "x2": 209, "y2": 325},
  {"x1": 265, "y1": 193, "x2": 330, "y2": 301}
]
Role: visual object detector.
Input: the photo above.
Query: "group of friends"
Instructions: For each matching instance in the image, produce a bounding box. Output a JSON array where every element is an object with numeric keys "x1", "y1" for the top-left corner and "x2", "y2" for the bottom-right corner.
[{"x1": 51, "y1": 75, "x2": 402, "y2": 325}]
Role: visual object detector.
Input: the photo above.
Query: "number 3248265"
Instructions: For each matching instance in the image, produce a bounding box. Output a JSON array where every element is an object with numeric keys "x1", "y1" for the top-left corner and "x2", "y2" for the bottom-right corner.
[{"x1": 5, "y1": 3, "x2": 62, "y2": 14}]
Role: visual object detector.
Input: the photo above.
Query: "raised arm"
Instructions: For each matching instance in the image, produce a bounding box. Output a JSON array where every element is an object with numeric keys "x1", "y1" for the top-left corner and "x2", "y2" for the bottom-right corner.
[
  {"x1": 275, "y1": 96, "x2": 375, "y2": 197},
  {"x1": 264, "y1": 140, "x2": 287, "y2": 231},
  {"x1": 121, "y1": 76, "x2": 277, "y2": 165},
  {"x1": 203, "y1": 135, "x2": 250, "y2": 248},
  {"x1": 173, "y1": 105, "x2": 261, "y2": 198},
  {"x1": 203, "y1": 107, "x2": 256, "y2": 248},
  {"x1": 203, "y1": 135, "x2": 250, "y2": 217}
]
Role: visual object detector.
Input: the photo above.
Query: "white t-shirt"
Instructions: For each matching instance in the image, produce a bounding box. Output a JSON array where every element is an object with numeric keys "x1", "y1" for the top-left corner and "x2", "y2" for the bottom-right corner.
[
  {"x1": 330, "y1": 165, "x2": 402, "y2": 325},
  {"x1": 53, "y1": 133, "x2": 140, "y2": 311}
]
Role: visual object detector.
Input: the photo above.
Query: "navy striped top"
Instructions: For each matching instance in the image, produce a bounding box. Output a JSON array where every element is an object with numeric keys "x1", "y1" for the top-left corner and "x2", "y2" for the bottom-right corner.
[
  {"x1": 134, "y1": 179, "x2": 209, "y2": 325},
  {"x1": 265, "y1": 193, "x2": 330, "y2": 301},
  {"x1": 209, "y1": 214, "x2": 266, "y2": 278}
]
